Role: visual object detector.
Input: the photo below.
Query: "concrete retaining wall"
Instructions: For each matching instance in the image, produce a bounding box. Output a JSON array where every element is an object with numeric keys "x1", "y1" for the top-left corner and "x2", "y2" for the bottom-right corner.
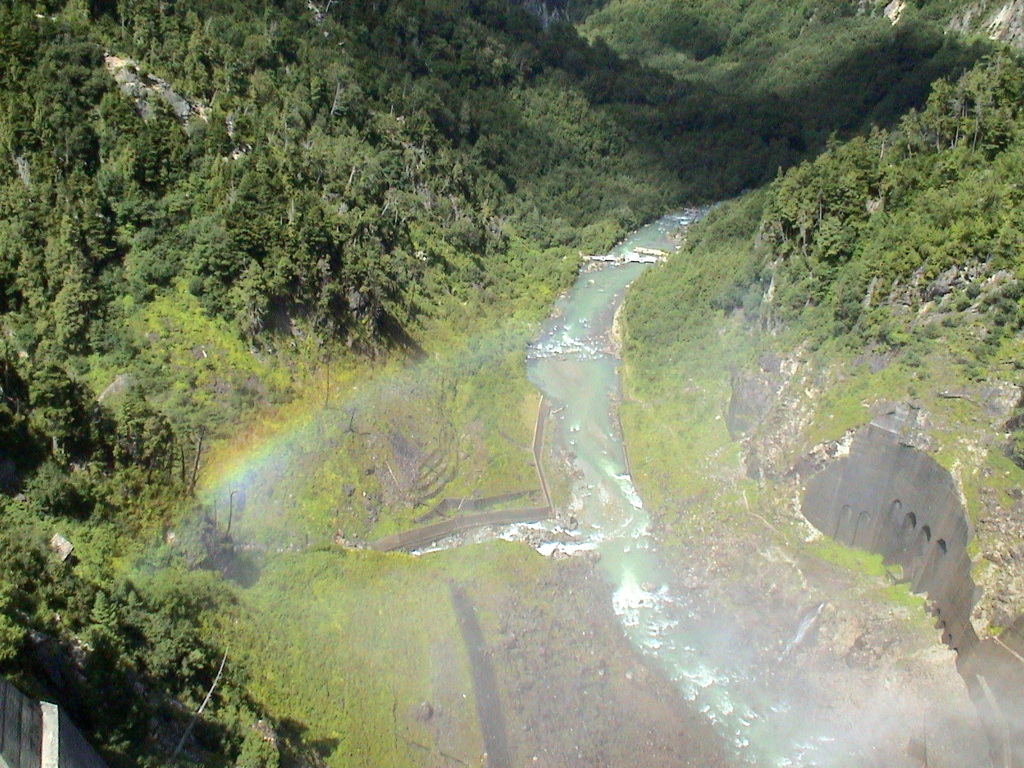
[
  {"x1": 370, "y1": 396, "x2": 556, "y2": 552},
  {"x1": 0, "y1": 680, "x2": 107, "y2": 768},
  {"x1": 802, "y1": 422, "x2": 1024, "y2": 768},
  {"x1": 413, "y1": 490, "x2": 538, "y2": 524},
  {"x1": 40, "y1": 705, "x2": 107, "y2": 768},
  {"x1": 803, "y1": 424, "x2": 978, "y2": 654},
  {"x1": 533, "y1": 397, "x2": 552, "y2": 510},
  {"x1": 0, "y1": 679, "x2": 41, "y2": 768},
  {"x1": 370, "y1": 507, "x2": 551, "y2": 552}
]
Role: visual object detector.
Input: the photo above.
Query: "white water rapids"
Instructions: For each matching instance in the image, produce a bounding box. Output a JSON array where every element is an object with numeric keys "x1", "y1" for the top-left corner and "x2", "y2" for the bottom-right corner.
[{"x1": 520, "y1": 211, "x2": 831, "y2": 767}]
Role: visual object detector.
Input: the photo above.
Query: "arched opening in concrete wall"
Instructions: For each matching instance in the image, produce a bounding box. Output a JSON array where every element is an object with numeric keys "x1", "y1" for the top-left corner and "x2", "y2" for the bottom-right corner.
[
  {"x1": 852, "y1": 510, "x2": 871, "y2": 547},
  {"x1": 898, "y1": 511, "x2": 917, "y2": 553},
  {"x1": 910, "y1": 527, "x2": 927, "y2": 559},
  {"x1": 800, "y1": 427, "x2": 1022, "y2": 766},
  {"x1": 888, "y1": 507, "x2": 915, "y2": 562},
  {"x1": 834, "y1": 505, "x2": 852, "y2": 539},
  {"x1": 916, "y1": 533, "x2": 947, "y2": 603},
  {"x1": 908, "y1": 525, "x2": 932, "y2": 586}
]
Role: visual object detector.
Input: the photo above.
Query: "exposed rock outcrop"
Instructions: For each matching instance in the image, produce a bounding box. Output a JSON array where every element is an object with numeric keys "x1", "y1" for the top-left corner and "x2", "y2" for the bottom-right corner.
[
  {"x1": 103, "y1": 55, "x2": 205, "y2": 125},
  {"x1": 725, "y1": 352, "x2": 788, "y2": 440},
  {"x1": 720, "y1": 337, "x2": 1024, "y2": 765},
  {"x1": 884, "y1": 0, "x2": 906, "y2": 24},
  {"x1": 948, "y1": 1, "x2": 1024, "y2": 47}
]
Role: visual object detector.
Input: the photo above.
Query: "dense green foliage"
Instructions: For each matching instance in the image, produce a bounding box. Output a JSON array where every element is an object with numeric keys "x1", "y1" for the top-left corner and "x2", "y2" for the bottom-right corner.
[
  {"x1": 762, "y1": 54, "x2": 1024, "y2": 343},
  {"x1": 0, "y1": 0, "x2": 1016, "y2": 765},
  {"x1": 0, "y1": 0, "x2": 688, "y2": 763},
  {"x1": 628, "y1": 51, "x2": 1024, "y2": 370},
  {"x1": 623, "y1": 51, "x2": 1024, "y2": 521},
  {"x1": 582, "y1": 0, "x2": 991, "y2": 189},
  {"x1": 0, "y1": 0, "x2": 709, "y2": 762}
]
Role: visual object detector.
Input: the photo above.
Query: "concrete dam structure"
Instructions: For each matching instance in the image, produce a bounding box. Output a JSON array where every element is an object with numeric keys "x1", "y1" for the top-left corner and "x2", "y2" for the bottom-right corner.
[
  {"x1": 0, "y1": 678, "x2": 108, "y2": 768},
  {"x1": 802, "y1": 415, "x2": 1024, "y2": 768}
]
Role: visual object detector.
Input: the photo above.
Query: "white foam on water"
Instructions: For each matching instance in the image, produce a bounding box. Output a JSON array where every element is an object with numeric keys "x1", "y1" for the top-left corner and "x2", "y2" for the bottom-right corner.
[
  {"x1": 677, "y1": 664, "x2": 725, "y2": 690},
  {"x1": 534, "y1": 541, "x2": 598, "y2": 557},
  {"x1": 612, "y1": 472, "x2": 644, "y2": 510},
  {"x1": 527, "y1": 207, "x2": 827, "y2": 768},
  {"x1": 646, "y1": 615, "x2": 679, "y2": 636},
  {"x1": 409, "y1": 545, "x2": 445, "y2": 556},
  {"x1": 612, "y1": 570, "x2": 662, "y2": 627},
  {"x1": 527, "y1": 333, "x2": 608, "y2": 361}
]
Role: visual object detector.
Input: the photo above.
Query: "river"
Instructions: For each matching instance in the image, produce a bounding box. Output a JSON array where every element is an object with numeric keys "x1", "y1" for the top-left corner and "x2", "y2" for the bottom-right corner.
[{"x1": 525, "y1": 211, "x2": 825, "y2": 767}]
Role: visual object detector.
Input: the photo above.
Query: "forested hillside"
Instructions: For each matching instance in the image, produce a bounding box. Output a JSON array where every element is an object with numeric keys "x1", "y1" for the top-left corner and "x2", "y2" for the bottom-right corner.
[
  {"x1": 581, "y1": 0, "x2": 998, "y2": 167},
  {"x1": 623, "y1": 49, "x2": 1024, "y2": 639},
  {"x1": 628, "y1": 51, "x2": 1024, "y2": 364},
  {"x1": 3, "y1": 1, "x2": 683, "y2": 763},
  {"x1": 0, "y1": 0, "x2": 1016, "y2": 766}
]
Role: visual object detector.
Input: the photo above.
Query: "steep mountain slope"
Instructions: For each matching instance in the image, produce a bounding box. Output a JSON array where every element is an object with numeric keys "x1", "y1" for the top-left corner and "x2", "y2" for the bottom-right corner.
[
  {"x1": 0, "y1": 2, "x2": 698, "y2": 765},
  {"x1": 0, "y1": 0, "x2": 1018, "y2": 766},
  {"x1": 622, "y1": 50, "x2": 1024, "y2": 766},
  {"x1": 580, "y1": 0, "x2": 992, "y2": 152}
]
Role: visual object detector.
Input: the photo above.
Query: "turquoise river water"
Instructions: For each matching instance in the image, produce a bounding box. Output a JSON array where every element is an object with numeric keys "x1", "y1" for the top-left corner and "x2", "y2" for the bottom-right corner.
[{"x1": 524, "y1": 211, "x2": 829, "y2": 767}]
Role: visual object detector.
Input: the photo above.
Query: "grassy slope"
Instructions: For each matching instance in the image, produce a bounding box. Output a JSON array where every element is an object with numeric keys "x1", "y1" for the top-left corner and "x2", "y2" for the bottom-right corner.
[
  {"x1": 230, "y1": 547, "x2": 520, "y2": 768},
  {"x1": 154, "y1": 8, "x2": 1022, "y2": 767},
  {"x1": 620, "y1": 54, "x2": 1024, "y2": 632},
  {"x1": 0, "y1": 1, "x2": 683, "y2": 759}
]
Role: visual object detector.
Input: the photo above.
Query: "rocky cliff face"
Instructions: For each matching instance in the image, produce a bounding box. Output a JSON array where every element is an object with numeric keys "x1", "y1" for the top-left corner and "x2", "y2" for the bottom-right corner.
[
  {"x1": 727, "y1": 341, "x2": 1024, "y2": 636},
  {"x1": 948, "y1": 1, "x2": 1024, "y2": 47},
  {"x1": 648, "y1": 362, "x2": 991, "y2": 767},
  {"x1": 512, "y1": 0, "x2": 606, "y2": 25},
  {"x1": 862, "y1": 0, "x2": 1024, "y2": 47},
  {"x1": 103, "y1": 55, "x2": 203, "y2": 124}
]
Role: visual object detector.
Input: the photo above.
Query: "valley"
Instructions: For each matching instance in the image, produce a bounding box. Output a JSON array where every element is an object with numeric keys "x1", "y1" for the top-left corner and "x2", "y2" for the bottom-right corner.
[{"x1": 2, "y1": 1, "x2": 1024, "y2": 767}]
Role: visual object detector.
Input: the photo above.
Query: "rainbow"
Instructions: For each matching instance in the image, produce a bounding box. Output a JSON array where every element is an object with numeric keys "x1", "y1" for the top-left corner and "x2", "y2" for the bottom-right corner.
[{"x1": 195, "y1": 315, "x2": 536, "y2": 548}]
